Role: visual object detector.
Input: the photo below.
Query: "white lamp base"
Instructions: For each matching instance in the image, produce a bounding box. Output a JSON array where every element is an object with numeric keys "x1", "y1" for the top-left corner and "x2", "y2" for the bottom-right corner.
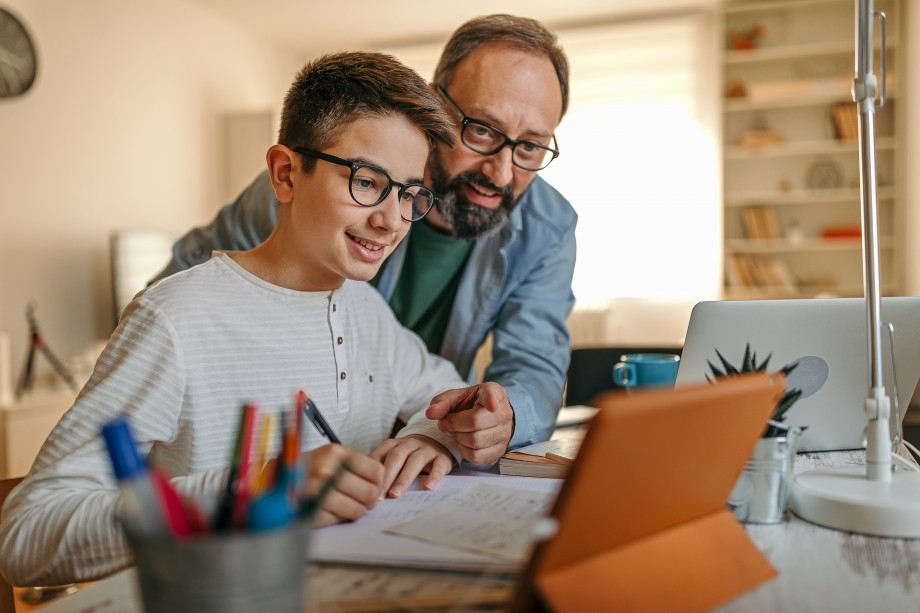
[{"x1": 790, "y1": 466, "x2": 920, "y2": 538}]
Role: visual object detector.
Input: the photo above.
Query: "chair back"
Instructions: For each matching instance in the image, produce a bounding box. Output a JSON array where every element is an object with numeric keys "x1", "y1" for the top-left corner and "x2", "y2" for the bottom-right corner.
[
  {"x1": 0, "y1": 477, "x2": 24, "y2": 613},
  {"x1": 565, "y1": 346, "x2": 682, "y2": 406}
]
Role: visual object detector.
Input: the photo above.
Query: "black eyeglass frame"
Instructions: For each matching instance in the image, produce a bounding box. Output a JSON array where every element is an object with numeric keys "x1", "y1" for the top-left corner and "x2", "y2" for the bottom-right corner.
[
  {"x1": 437, "y1": 86, "x2": 560, "y2": 171},
  {"x1": 292, "y1": 147, "x2": 438, "y2": 222}
]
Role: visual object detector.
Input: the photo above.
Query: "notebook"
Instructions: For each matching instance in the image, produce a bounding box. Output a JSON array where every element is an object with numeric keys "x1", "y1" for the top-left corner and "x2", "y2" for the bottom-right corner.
[
  {"x1": 513, "y1": 373, "x2": 783, "y2": 613},
  {"x1": 676, "y1": 297, "x2": 920, "y2": 452}
]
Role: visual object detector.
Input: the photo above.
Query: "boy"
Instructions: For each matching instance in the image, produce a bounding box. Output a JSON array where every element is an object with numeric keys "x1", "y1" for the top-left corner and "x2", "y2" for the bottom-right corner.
[{"x1": 0, "y1": 51, "x2": 506, "y2": 586}]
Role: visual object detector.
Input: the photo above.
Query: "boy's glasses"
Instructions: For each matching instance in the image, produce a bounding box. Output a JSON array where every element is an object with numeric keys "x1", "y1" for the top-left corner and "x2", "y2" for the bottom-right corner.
[
  {"x1": 293, "y1": 147, "x2": 437, "y2": 222},
  {"x1": 437, "y1": 86, "x2": 560, "y2": 171}
]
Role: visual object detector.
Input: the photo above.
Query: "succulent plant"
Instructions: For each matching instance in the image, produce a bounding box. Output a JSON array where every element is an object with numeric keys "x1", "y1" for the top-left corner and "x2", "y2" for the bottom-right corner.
[{"x1": 707, "y1": 343, "x2": 803, "y2": 438}]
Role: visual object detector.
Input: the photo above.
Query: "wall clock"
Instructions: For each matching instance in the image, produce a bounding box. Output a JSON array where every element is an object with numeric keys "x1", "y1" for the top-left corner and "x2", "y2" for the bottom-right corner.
[{"x1": 0, "y1": 6, "x2": 37, "y2": 98}]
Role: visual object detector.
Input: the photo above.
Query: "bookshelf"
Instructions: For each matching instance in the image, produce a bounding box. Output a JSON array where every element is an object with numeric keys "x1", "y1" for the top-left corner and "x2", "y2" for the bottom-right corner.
[{"x1": 720, "y1": 0, "x2": 903, "y2": 299}]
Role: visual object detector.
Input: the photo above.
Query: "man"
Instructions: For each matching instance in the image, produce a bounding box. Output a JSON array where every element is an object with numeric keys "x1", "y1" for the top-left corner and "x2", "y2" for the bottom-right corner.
[{"x1": 155, "y1": 15, "x2": 577, "y2": 480}]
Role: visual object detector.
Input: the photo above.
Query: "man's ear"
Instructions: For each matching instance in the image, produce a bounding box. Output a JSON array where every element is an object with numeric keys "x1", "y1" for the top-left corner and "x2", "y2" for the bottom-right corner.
[{"x1": 266, "y1": 144, "x2": 297, "y2": 205}]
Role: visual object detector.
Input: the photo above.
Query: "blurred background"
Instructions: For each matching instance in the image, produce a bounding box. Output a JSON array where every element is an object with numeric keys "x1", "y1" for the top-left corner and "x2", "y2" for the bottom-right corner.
[{"x1": 0, "y1": 0, "x2": 918, "y2": 397}]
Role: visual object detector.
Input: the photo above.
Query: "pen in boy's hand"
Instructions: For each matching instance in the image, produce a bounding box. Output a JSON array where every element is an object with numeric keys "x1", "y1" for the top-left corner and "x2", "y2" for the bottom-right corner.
[{"x1": 301, "y1": 394, "x2": 341, "y2": 444}]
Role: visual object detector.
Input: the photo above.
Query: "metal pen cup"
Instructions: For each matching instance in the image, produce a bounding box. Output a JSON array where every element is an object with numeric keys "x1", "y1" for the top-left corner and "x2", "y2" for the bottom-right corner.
[{"x1": 125, "y1": 519, "x2": 311, "y2": 613}]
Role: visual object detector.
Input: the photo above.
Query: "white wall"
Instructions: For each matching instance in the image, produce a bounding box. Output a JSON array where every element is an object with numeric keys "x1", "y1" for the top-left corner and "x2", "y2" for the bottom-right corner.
[{"x1": 0, "y1": 0, "x2": 299, "y2": 384}]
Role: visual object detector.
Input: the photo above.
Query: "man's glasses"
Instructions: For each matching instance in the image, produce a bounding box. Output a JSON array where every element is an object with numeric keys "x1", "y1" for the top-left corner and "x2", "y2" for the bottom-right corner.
[
  {"x1": 293, "y1": 147, "x2": 438, "y2": 222},
  {"x1": 437, "y1": 86, "x2": 560, "y2": 171}
]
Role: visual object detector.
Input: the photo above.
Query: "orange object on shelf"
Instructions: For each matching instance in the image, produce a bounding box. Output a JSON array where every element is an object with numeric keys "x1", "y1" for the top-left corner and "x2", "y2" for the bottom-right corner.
[{"x1": 821, "y1": 226, "x2": 862, "y2": 240}]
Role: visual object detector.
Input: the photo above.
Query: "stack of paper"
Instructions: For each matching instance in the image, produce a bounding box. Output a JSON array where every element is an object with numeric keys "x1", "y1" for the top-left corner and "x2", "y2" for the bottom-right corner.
[
  {"x1": 311, "y1": 473, "x2": 561, "y2": 572},
  {"x1": 499, "y1": 439, "x2": 581, "y2": 478}
]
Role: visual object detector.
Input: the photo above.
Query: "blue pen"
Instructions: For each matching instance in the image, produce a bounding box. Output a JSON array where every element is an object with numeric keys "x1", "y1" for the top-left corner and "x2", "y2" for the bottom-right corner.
[
  {"x1": 102, "y1": 418, "x2": 169, "y2": 537},
  {"x1": 302, "y1": 397, "x2": 341, "y2": 444}
]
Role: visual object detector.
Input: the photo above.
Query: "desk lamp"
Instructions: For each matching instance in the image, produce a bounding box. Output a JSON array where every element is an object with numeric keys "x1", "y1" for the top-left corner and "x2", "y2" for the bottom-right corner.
[{"x1": 790, "y1": 0, "x2": 920, "y2": 537}]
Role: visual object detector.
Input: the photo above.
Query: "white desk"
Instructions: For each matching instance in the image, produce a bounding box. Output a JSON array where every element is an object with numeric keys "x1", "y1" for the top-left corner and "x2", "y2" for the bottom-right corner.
[
  {"x1": 36, "y1": 449, "x2": 920, "y2": 612},
  {"x1": 721, "y1": 449, "x2": 920, "y2": 612}
]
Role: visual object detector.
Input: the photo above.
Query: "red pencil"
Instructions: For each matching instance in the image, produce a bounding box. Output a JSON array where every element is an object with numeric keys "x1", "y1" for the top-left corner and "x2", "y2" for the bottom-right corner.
[{"x1": 231, "y1": 403, "x2": 259, "y2": 530}]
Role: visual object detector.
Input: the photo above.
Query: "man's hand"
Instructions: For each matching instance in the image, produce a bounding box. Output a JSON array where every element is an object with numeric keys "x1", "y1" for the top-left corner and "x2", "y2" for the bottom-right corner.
[
  {"x1": 426, "y1": 382, "x2": 514, "y2": 466},
  {"x1": 308, "y1": 444, "x2": 384, "y2": 527},
  {"x1": 369, "y1": 435, "x2": 453, "y2": 499}
]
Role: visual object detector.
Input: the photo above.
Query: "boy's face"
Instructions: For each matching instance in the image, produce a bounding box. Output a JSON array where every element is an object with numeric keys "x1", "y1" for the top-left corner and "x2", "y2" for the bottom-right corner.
[{"x1": 287, "y1": 114, "x2": 429, "y2": 290}]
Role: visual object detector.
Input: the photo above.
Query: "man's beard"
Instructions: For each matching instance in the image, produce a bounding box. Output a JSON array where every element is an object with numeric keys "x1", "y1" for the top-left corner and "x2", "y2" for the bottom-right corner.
[{"x1": 428, "y1": 149, "x2": 518, "y2": 240}]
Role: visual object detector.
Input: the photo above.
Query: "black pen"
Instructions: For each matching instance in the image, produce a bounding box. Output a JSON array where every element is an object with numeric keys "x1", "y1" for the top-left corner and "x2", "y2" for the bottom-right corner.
[{"x1": 302, "y1": 396, "x2": 341, "y2": 444}]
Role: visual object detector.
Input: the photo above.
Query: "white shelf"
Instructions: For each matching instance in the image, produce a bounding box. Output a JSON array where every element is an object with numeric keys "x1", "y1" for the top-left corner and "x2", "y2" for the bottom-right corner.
[
  {"x1": 725, "y1": 88, "x2": 899, "y2": 112},
  {"x1": 725, "y1": 187, "x2": 895, "y2": 207},
  {"x1": 725, "y1": 137, "x2": 896, "y2": 159},
  {"x1": 723, "y1": 285, "x2": 895, "y2": 300},
  {"x1": 726, "y1": 237, "x2": 895, "y2": 254},
  {"x1": 723, "y1": 0, "x2": 852, "y2": 16},
  {"x1": 725, "y1": 40, "x2": 896, "y2": 65}
]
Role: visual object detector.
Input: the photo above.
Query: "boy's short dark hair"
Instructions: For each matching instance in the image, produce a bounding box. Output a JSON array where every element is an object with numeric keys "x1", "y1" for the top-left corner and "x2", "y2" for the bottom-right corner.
[
  {"x1": 434, "y1": 14, "x2": 570, "y2": 118},
  {"x1": 279, "y1": 51, "x2": 455, "y2": 172}
]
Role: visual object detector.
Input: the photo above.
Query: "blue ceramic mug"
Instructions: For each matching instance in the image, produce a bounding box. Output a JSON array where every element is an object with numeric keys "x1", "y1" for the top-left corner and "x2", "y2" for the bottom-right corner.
[{"x1": 612, "y1": 353, "x2": 680, "y2": 389}]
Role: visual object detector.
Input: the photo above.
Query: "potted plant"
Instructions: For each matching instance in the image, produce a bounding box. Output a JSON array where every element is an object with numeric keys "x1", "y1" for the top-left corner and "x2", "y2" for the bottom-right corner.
[
  {"x1": 706, "y1": 343, "x2": 803, "y2": 436},
  {"x1": 708, "y1": 343, "x2": 805, "y2": 523}
]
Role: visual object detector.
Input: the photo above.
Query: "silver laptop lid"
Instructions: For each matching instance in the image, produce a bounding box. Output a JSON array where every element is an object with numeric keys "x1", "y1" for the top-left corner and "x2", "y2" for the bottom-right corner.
[{"x1": 676, "y1": 297, "x2": 920, "y2": 452}]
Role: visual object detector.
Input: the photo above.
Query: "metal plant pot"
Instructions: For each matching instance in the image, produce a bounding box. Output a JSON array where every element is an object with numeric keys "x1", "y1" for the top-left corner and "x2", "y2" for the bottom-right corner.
[{"x1": 728, "y1": 427, "x2": 803, "y2": 524}]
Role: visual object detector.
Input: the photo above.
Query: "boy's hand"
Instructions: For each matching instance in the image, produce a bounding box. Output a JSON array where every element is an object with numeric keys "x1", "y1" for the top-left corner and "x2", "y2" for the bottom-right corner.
[
  {"x1": 309, "y1": 444, "x2": 384, "y2": 527},
  {"x1": 369, "y1": 435, "x2": 453, "y2": 499},
  {"x1": 426, "y1": 382, "x2": 514, "y2": 466}
]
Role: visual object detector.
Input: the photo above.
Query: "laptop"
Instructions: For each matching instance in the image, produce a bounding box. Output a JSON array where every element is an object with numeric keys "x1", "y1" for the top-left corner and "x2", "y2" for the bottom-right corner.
[
  {"x1": 676, "y1": 297, "x2": 920, "y2": 452},
  {"x1": 513, "y1": 373, "x2": 783, "y2": 613}
]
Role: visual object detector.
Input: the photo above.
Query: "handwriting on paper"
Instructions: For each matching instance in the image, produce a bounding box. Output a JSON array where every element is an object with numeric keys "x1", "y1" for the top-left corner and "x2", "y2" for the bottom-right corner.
[{"x1": 385, "y1": 483, "x2": 557, "y2": 560}]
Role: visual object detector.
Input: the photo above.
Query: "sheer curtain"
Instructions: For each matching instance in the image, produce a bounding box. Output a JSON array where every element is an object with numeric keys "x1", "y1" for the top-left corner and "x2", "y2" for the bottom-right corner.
[
  {"x1": 387, "y1": 11, "x2": 721, "y2": 311},
  {"x1": 542, "y1": 14, "x2": 721, "y2": 307}
]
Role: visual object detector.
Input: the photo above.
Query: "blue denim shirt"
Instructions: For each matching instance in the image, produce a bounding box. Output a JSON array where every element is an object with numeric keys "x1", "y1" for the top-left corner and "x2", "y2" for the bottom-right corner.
[{"x1": 156, "y1": 171, "x2": 577, "y2": 449}]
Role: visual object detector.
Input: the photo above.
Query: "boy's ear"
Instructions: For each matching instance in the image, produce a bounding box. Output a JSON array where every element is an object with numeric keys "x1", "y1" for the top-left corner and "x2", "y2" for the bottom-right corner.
[{"x1": 266, "y1": 145, "x2": 297, "y2": 204}]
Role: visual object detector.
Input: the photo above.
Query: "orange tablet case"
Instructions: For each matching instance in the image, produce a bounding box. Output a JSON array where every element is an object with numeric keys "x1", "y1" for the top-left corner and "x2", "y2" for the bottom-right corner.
[{"x1": 514, "y1": 373, "x2": 785, "y2": 613}]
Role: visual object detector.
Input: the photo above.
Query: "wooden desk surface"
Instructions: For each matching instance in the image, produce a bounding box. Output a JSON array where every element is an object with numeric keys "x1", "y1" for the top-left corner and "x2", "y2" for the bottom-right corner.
[{"x1": 27, "y1": 449, "x2": 920, "y2": 613}]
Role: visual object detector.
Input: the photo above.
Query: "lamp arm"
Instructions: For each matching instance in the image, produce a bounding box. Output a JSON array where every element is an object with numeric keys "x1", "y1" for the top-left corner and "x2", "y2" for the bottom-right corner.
[{"x1": 854, "y1": 0, "x2": 891, "y2": 481}]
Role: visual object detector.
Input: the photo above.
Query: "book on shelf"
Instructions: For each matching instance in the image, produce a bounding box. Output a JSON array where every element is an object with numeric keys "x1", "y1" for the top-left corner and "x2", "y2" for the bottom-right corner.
[
  {"x1": 726, "y1": 254, "x2": 797, "y2": 292},
  {"x1": 740, "y1": 205, "x2": 781, "y2": 239},
  {"x1": 831, "y1": 103, "x2": 859, "y2": 141},
  {"x1": 741, "y1": 206, "x2": 763, "y2": 239},
  {"x1": 746, "y1": 256, "x2": 774, "y2": 287},
  {"x1": 751, "y1": 257, "x2": 797, "y2": 292},
  {"x1": 767, "y1": 259, "x2": 798, "y2": 292},
  {"x1": 499, "y1": 438, "x2": 582, "y2": 478},
  {"x1": 726, "y1": 254, "x2": 753, "y2": 288}
]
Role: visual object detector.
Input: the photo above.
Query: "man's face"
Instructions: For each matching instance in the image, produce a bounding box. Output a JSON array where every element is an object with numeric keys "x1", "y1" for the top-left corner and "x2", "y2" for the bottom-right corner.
[
  {"x1": 426, "y1": 42, "x2": 563, "y2": 239},
  {"x1": 287, "y1": 114, "x2": 430, "y2": 290}
]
